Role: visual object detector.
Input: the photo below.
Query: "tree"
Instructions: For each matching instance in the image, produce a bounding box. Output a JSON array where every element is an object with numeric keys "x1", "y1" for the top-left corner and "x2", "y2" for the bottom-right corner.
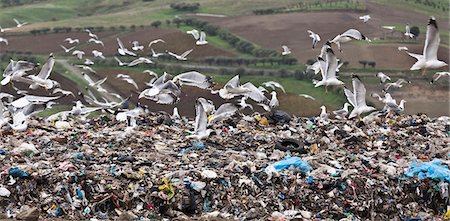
[
  {"x1": 151, "y1": 21, "x2": 162, "y2": 28},
  {"x1": 165, "y1": 20, "x2": 171, "y2": 26},
  {"x1": 173, "y1": 18, "x2": 182, "y2": 28},
  {"x1": 359, "y1": 60, "x2": 368, "y2": 69},
  {"x1": 410, "y1": 26, "x2": 420, "y2": 39},
  {"x1": 367, "y1": 61, "x2": 376, "y2": 68}
]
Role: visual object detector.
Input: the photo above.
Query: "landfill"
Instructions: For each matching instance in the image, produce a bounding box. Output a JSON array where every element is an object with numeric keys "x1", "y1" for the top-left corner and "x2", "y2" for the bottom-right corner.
[{"x1": 0, "y1": 112, "x2": 449, "y2": 220}]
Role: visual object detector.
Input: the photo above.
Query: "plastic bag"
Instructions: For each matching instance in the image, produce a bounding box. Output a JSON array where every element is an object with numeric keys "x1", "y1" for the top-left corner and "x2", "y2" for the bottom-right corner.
[
  {"x1": 266, "y1": 156, "x2": 312, "y2": 174},
  {"x1": 405, "y1": 159, "x2": 450, "y2": 182}
]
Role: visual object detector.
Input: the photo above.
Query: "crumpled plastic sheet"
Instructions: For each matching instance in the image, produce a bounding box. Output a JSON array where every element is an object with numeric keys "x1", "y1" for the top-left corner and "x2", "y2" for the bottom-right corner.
[
  {"x1": 265, "y1": 156, "x2": 312, "y2": 173},
  {"x1": 405, "y1": 159, "x2": 450, "y2": 182}
]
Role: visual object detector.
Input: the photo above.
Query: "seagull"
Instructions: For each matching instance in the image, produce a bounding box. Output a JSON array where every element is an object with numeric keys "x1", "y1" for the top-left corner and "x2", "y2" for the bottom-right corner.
[
  {"x1": 72, "y1": 50, "x2": 85, "y2": 59},
  {"x1": 60, "y1": 45, "x2": 75, "y2": 53},
  {"x1": 333, "y1": 103, "x2": 350, "y2": 119},
  {"x1": 9, "y1": 111, "x2": 28, "y2": 131},
  {"x1": 52, "y1": 88, "x2": 75, "y2": 97},
  {"x1": 269, "y1": 91, "x2": 279, "y2": 109},
  {"x1": 344, "y1": 75, "x2": 376, "y2": 119},
  {"x1": 1, "y1": 60, "x2": 36, "y2": 86},
  {"x1": 430, "y1": 72, "x2": 450, "y2": 84},
  {"x1": 128, "y1": 57, "x2": 154, "y2": 66},
  {"x1": 84, "y1": 59, "x2": 94, "y2": 65},
  {"x1": 92, "y1": 50, "x2": 105, "y2": 59},
  {"x1": 77, "y1": 65, "x2": 96, "y2": 73},
  {"x1": 197, "y1": 97, "x2": 215, "y2": 115},
  {"x1": 148, "y1": 39, "x2": 165, "y2": 48},
  {"x1": 27, "y1": 54, "x2": 55, "y2": 90},
  {"x1": 196, "y1": 31, "x2": 208, "y2": 45},
  {"x1": 172, "y1": 107, "x2": 180, "y2": 119},
  {"x1": 398, "y1": 46, "x2": 409, "y2": 51},
  {"x1": 116, "y1": 74, "x2": 138, "y2": 89},
  {"x1": 298, "y1": 94, "x2": 316, "y2": 100},
  {"x1": 262, "y1": 81, "x2": 286, "y2": 93},
  {"x1": 209, "y1": 103, "x2": 238, "y2": 123},
  {"x1": 237, "y1": 97, "x2": 253, "y2": 110},
  {"x1": 376, "y1": 72, "x2": 391, "y2": 83},
  {"x1": 307, "y1": 30, "x2": 321, "y2": 48},
  {"x1": 151, "y1": 48, "x2": 165, "y2": 58},
  {"x1": 187, "y1": 29, "x2": 200, "y2": 40},
  {"x1": 384, "y1": 79, "x2": 410, "y2": 91},
  {"x1": 172, "y1": 71, "x2": 214, "y2": 89},
  {"x1": 331, "y1": 29, "x2": 370, "y2": 52},
  {"x1": 117, "y1": 38, "x2": 136, "y2": 56},
  {"x1": 64, "y1": 38, "x2": 80, "y2": 44},
  {"x1": 143, "y1": 70, "x2": 159, "y2": 79},
  {"x1": 281, "y1": 45, "x2": 291, "y2": 56},
  {"x1": 166, "y1": 49, "x2": 193, "y2": 61},
  {"x1": 131, "y1": 41, "x2": 144, "y2": 51},
  {"x1": 13, "y1": 18, "x2": 27, "y2": 28},
  {"x1": 382, "y1": 26, "x2": 396, "y2": 31},
  {"x1": 407, "y1": 17, "x2": 448, "y2": 74},
  {"x1": 314, "y1": 47, "x2": 344, "y2": 91},
  {"x1": 359, "y1": 15, "x2": 371, "y2": 23},
  {"x1": 404, "y1": 23, "x2": 415, "y2": 39},
  {"x1": 139, "y1": 79, "x2": 181, "y2": 105},
  {"x1": 319, "y1": 105, "x2": 328, "y2": 120},
  {"x1": 88, "y1": 38, "x2": 104, "y2": 46},
  {"x1": 0, "y1": 26, "x2": 11, "y2": 33},
  {"x1": 82, "y1": 73, "x2": 106, "y2": 87},
  {"x1": 0, "y1": 37, "x2": 8, "y2": 45},
  {"x1": 85, "y1": 29, "x2": 98, "y2": 39},
  {"x1": 114, "y1": 56, "x2": 128, "y2": 66},
  {"x1": 186, "y1": 99, "x2": 214, "y2": 140}
]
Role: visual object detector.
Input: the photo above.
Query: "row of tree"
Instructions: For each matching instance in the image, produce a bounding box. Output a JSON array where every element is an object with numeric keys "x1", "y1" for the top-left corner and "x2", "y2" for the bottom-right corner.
[
  {"x1": 169, "y1": 2, "x2": 200, "y2": 11},
  {"x1": 253, "y1": 0, "x2": 363, "y2": 15}
]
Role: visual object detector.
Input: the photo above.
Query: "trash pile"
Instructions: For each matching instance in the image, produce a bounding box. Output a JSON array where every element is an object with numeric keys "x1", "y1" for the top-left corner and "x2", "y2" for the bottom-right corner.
[{"x1": 0, "y1": 113, "x2": 449, "y2": 220}]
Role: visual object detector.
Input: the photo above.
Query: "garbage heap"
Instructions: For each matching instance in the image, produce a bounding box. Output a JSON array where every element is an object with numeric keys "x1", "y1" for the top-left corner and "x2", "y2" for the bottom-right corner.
[{"x1": 0, "y1": 112, "x2": 449, "y2": 221}]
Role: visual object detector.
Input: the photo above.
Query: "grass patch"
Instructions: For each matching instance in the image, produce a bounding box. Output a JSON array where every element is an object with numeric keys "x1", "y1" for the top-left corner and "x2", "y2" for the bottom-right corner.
[{"x1": 372, "y1": 0, "x2": 449, "y2": 19}]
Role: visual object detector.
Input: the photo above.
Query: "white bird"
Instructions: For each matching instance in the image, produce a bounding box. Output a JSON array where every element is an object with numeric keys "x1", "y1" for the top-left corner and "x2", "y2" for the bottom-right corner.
[
  {"x1": 333, "y1": 103, "x2": 350, "y2": 119},
  {"x1": 384, "y1": 79, "x2": 410, "y2": 91},
  {"x1": 0, "y1": 37, "x2": 8, "y2": 45},
  {"x1": 281, "y1": 45, "x2": 291, "y2": 56},
  {"x1": 404, "y1": 23, "x2": 415, "y2": 39},
  {"x1": 116, "y1": 38, "x2": 136, "y2": 57},
  {"x1": 319, "y1": 105, "x2": 328, "y2": 120},
  {"x1": 237, "y1": 97, "x2": 253, "y2": 110},
  {"x1": 114, "y1": 56, "x2": 128, "y2": 66},
  {"x1": 376, "y1": 72, "x2": 391, "y2": 83},
  {"x1": 298, "y1": 94, "x2": 316, "y2": 100},
  {"x1": 151, "y1": 48, "x2": 165, "y2": 58},
  {"x1": 307, "y1": 30, "x2": 321, "y2": 48},
  {"x1": 85, "y1": 29, "x2": 98, "y2": 39},
  {"x1": 1, "y1": 60, "x2": 36, "y2": 86},
  {"x1": 314, "y1": 47, "x2": 344, "y2": 91},
  {"x1": 88, "y1": 38, "x2": 104, "y2": 47},
  {"x1": 196, "y1": 31, "x2": 208, "y2": 45},
  {"x1": 209, "y1": 103, "x2": 238, "y2": 123},
  {"x1": 331, "y1": 29, "x2": 370, "y2": 52},
  {"x1": 143, "y1": 70, "x2": 159, "y2": 79},
  {"x1": 359, "y1": 15, "x2": 371, "y2": 23},
  {"x1": 77, "y1": 65, "x2": 96, "y2": 73},
  {"x1": 148, "y1": 39, "x2": 165, "y2": 48},
  {"x1": 172, "y1": 107, "x2": 180, "y2": 119},
  {"x1": 382, "y1": 26, "x2": 396, "y2": 31},
  {"x1": 64, "y1": 38, "x2": 80, "y2": 44},
  {"x1": 187, "y1": 29, "x2": 200, "y2": 40},
  {"x1": 128, "y1": 57, "x2": 153, "y2": 66},
  {"x1": 9, "y1": 111, "x2": 28, "y2": 131},
  {"x1": 186, "y1": 99, "x2": 214, "y2": 140},
  {"x1": 92, "y1": 50, "x2": 105, "y2": 59},
  {"x1": 84, "y1": 59, "x2": 94, "y2": 65},
  {"x1": 407, "y1": 17, "x2": 448, "y2": 73},
  {"x1": 72, "y1": 50, "x2": 85, "y2": 59},
  {"x1": 173, "y1": 71, "x2": 214, "y2": 89},
  {"x1": 398, "y1": 46, "x2": 409, "y2": 51},
  {"x1": 197, "y1": 97, "x2": 215, "y2": 115},
  {"x1": 387, "y1": 99, "x2": 407, "y2": 113},
  {"x1": 116, "y1": 75, "x2": 138, "y2": 89},
  {"x1": 344, "y1": 75, "x2": 376, "y2": 118},
  {"x1": 52, "y1": 88, "x2": 74, "y2": 97},
  {"x1": 166, "y1": 49, "x2": 193, "y2": 61},
  {"x1": 430, "y1": 72, "x2": 450, "y2": 84},
  {"x1": 82, "y1": 73, "x2": 106, "y2": 87},
  {"x1": 131, "y1": 41, "x2": 144, "y2": 51},
  {"x1": 269, "y1": 91, "x2": 279, "y2": 108},
  {"x1": 60, "y1": 45, "x2": 75, "y2": 53},
  {"x1": 13, "y1": 18, "x2": 27, "y2": 28},
  {"x1": 28, "y1": 54, "x2": 55, "y2": 90},
  {"x1": 262, "y1": 81, "x2": 286, "y2": 93},
  {"x1": 0, "y1": 26, "x2": 11, "y2": 33}
]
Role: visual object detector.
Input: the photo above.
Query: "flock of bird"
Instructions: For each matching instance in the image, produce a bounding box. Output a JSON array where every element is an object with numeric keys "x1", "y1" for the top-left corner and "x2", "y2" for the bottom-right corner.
[{"x1": 0, "y1": 15, "x2": 448, "y2": 140}]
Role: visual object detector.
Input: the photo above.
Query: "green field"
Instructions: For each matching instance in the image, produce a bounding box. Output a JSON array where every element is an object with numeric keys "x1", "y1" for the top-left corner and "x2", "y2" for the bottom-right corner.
[{"x1": 373, "y1": 0, "x2": 449, "y2": 19}]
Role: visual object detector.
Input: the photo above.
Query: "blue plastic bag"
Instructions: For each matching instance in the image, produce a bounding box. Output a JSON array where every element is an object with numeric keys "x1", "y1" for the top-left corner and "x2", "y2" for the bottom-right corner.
[
  {"x1": 405, "y1": 159, "x2": 450, "y2": 182},
  {"x1": 9, "y1": 167, "x2": 29, "y2": 178},
  {"x1": 266, "y1": 156, "x2": 312, "y2": 173}
]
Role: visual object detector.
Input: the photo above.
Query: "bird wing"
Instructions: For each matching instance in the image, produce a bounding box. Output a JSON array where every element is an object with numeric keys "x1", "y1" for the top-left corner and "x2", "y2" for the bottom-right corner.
[
  {"x1": 344, "y1": 88, "x2": 356, "y2": 108},
  {"x1": 192, "y1": 30, "x2": 200, "y2": 40},
  {"x1": 341, "y1": 29, "x2": 366, "y2": 40},
  {"x1": 200, "y1": 31, "x2": 206, "y2": 42},
  {"x1": 209, "y1": 103, "x2": 238, "y2": 123},
  {"x1": 424, "y1": 17, "x2": 440, "y2": 61},
  {"x1": 352, "y1": 75, "x2": 367, "y2": 107},
  {"x1": 281, "y1": 45, "x2": 289, "y2": 52},
  {"x1": 36, "y1": 55, "x2": 54, "y2": 79},
  {"x1": 325, "y1": 48, "x2": 338, "y2": 79},
  {"x1": 116, "y1": 38, "x2": 125, "y2": 49},
  {"x1": 317, "y1": 57, "x2": 327, "y2": 80},
  {"x1": 241, "y1": 82, "x2": 269, "y2": 103},
  {"x1": 173, "y1": 71, "x2": 213, "y2": 89},
  {"x1": 180, "y1": 49, "x2": 193, "y2": 58},
  {"x1": 194, "y1": 99, "x2": 207, "y2": 133}
]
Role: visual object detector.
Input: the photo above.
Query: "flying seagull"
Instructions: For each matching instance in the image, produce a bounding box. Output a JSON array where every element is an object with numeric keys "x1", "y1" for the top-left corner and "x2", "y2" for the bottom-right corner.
[
  {"x1": 314, "y1": 47, "x2": 344, "y2": 91},
  {"x1": 196, "y1": 31, "x2": 208, "y2": 45},
  {"x1": 117, "y1": 38, "x2": 137, "y2": 56},
  {"x1": 88, "y1": 38, "x2": 104, "y2": 47},
  {"x1": 186, "y1": 98, "x2": 214, "y2": 140},
  {"x1": 187, "y1": 29, "x2": 200, "y2": 40},
  {"x1": 131, "y1": 41, "x2": 144, "y2": 51},
  {"x1": 85, "y1": 29, "x2": 98, "y2": 39},
  {"x1": 376, "y1": 72, "x2": 391, "y2": 84},
  {"x1": 92, "y1": 50, "x2": 105, "y2": 59},
  {"x1": 407, "y1": 17, "x2": 447, "y2": 74},
  {"x1": 172, "y1": 71, "x2": 214, "y2": 89},
  {"x1": 398, "y1": 46, "x2": 408, "y2": 51},
  {"x1": 148, "y1": 39, "x2": 165, "y2": 48},
  {"x1": 331, "y1": 29, "x2": 370, "y2": 52},
  {"x1": 114, "y1": 56, "x2": 128, "y2": 66},
  {"x1": 430, "y1": 71, "x2": 450, "y2": 84},
  {"x1": 359, "y1": 15, "x2": 371, "y2": 23},
  {"x1": 0, "y1": 37, "x2": 8, "y2": 45},
  {"x1": 404, "y1": 23, "x2": 415, "y2": 39},
  {"x1": 72, "y1": 50, "x2": 85, "y2": 59},
  {"x1": 60, "y1": 45, "x2": 75, "y2": 53},
  {"x1": 384, "y1": 79, "x2": 410, "y2": 91},
  {"x1": 344, "y1": 75, "x2": 376, "y2": 119},
  {"x1": 166, "y1": 49, "x2": 193, "y2": 61},
  {"x1": 262, "y1": 81, "x2": 286, "y2": 93},
  {"x1": 281, "y1": 45, "x2": 291, "y2": 56},
  {"x1": 28, "y1": 54, "x2": 55, "y2": 90},
  {"x1": 298, "y1": 94, "x2": 315, "y2": 100},
  {"x1": 307, "y1": 30, "x2": 321, "y2": 49},
  {"x1": 13, "y1": 18, "x2": 27, "y2": 28},
  {"x1": 64, "y1": 38, "x2": 80, "y2": 44},
  {"x1": 128, "y1": 57, "x2": 154, "y2": 66}
]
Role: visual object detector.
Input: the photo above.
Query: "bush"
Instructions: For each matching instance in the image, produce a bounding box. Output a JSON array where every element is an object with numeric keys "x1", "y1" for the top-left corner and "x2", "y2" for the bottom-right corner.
[
  {"x1": 151, "y1": 21, "x2": 162, "y2": 28},
  {"x1": 170, "y1": 2, "x2": 200, "y2": 11}
]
